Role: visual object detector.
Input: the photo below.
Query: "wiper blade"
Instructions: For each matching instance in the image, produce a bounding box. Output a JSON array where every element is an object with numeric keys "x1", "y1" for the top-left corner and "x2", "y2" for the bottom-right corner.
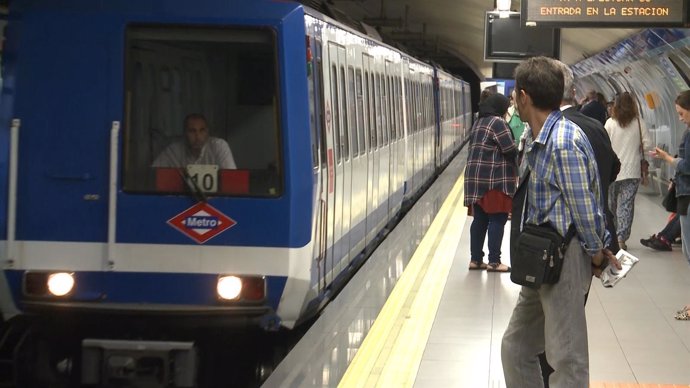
[{"x1": 178, "y1": 168, "x2": 207, "y2": 203}]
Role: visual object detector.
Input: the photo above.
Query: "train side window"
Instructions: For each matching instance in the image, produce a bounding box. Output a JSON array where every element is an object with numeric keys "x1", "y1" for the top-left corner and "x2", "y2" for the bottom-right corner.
[
  {"x1": 425, "y1": 82, "x2": 433, "y2": 127},
  {"x1": 409, "y1": 79, "x2": 415, "y2": 134},
  {"x1": 390, "y1": 75, "x2": 396, "y2": 141},
  {"x1": 330, "y1": 64, "x2": 340, "y2": 164},
  {"x1": 405, "y1": 79, "x2": 412, "y2": 135},
  {"x1": 340, "y1": 65, "x2": 349, "y2": 161},
  {"x1": 412, "y1": 81, "x2": 420, "y2": 133},
  {"x1": 362, "y1": 71, "x2": 372, "y2": 152},
  {"x1": 419, "y1": 81, "x2": 428, "y2": 129},
  {"x1": 123, "y1": 26, "x2": 281, "y2": 197},
  {"x1": 317, "y1": 58, "x2": 327, "y2": 169},
  {"x1": 369, "y1": 73, "x2": 379, "y2": 150},
  {"x1": 395, "y1": 77, "x2": 401, "y2": 140},
  {"x1": 355, "y1": 69, "x2": 365, "y2": 156},
  {"x1": 348, "y1": 66, "x2": 358, "y2": 157},
  {"x1": 425, "y1": 82, "x2": 429, "y2": 128},
  {"x1": 375, "y1": 73, "x2": 382, "y2": 148},
  {"x1": 384, "y1": 74, "x2": 390, "y2": 145},
  {"x1": 390, "y1": 76, "x2": 396, "y2": 141},
  {"x1": 379, "y1": 73, "x2": 385, "y2": 146}
]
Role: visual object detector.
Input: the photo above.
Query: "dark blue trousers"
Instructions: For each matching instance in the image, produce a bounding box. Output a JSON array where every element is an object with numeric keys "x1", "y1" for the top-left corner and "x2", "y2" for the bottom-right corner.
[{"x1": 470, "y1": 204, "x2": 509, "y2": 263}]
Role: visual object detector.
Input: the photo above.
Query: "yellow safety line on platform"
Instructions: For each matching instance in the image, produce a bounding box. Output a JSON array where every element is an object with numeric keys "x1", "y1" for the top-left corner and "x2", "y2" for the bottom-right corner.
[{"x1": 338, "y1": 174, "x2": 467, "y2": 388}]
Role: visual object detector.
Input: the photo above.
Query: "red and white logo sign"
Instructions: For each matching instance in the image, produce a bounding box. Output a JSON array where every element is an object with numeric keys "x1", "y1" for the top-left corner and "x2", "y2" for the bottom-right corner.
[{"x1": 167, "y1": 202, "x2": 236, "y2": 244}]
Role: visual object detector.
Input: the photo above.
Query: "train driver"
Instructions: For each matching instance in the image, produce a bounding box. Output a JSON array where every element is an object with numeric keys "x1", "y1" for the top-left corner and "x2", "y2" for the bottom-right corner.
[{"x1": 152, "y1": 113, "x2": 237, "y2": 169}]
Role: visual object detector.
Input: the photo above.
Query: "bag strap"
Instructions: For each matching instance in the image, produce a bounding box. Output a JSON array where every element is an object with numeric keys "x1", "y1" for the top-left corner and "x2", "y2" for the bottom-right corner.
[
  {"x1": 560, "y1": 224, "x2": 577, "y2": 255},
  {"x1": 637, "y1": 117, "x2": 643, "y2": 154}
]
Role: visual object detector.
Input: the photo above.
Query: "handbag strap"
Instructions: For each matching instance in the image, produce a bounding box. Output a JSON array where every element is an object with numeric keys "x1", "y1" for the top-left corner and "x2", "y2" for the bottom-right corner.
[{"x1": 637, "y1": 117, "x2": 644, "y2": 154}]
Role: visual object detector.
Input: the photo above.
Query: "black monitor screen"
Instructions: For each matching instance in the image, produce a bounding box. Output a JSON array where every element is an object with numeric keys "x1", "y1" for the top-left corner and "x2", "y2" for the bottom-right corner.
[{"x1": 484, "y1": 11, "x2": 560, "y2": 62}]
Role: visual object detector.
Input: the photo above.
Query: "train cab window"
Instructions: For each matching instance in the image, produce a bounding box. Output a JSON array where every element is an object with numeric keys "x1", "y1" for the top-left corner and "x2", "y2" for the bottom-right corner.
[{"x1": 123, "y1": 26, "x2": 281, "y2": 197}]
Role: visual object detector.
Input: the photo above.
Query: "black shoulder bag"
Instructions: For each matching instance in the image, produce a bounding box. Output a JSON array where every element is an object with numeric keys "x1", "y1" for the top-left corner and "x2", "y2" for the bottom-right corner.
[
  {"x1": 510, "y1": 171, "x2": 576, "y2": 289},
  {"x1": 662, "y1": 180, "x2": 677, "y2": 213}
]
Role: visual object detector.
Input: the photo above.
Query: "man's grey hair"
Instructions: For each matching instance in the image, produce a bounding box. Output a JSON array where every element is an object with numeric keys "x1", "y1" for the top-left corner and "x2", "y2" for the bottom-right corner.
[{"x1": 549, "y1": 58, "x2": 575, "y2": 104}]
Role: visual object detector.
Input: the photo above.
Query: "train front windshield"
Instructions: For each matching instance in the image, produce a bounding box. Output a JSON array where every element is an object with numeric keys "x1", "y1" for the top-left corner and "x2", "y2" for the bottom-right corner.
[{"x1": 123, "y1": 26, "x2": 281, "y2": 197}]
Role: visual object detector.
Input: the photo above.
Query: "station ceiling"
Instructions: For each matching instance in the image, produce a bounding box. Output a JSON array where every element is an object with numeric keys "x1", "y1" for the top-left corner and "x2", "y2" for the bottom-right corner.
[{"x1": 320, "y1": 0, "x2": 639, "y2": 81}]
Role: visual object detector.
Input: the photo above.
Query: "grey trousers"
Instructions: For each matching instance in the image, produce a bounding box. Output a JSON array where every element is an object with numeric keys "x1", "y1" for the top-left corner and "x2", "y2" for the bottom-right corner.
[{"x1": 501, "y1": 236, "x2": 593, "y2": 388}]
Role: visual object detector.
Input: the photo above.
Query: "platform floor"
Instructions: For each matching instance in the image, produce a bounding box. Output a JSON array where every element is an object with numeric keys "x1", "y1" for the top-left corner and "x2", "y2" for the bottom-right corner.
[{"x1": 262, "y1": 151, "x2": 690, "y2": 388}]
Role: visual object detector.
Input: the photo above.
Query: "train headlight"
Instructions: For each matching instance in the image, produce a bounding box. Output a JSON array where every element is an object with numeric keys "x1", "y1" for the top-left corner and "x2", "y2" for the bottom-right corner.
[
  {"x1": 217, "y1": 276, "x2": 242, "y2": 300},
  {"x1": 216, "y1": 275, "x2": 266, "y2": 302},
  {"x1": 47, "y1": 272, "x2": 75, "y2": 296}
]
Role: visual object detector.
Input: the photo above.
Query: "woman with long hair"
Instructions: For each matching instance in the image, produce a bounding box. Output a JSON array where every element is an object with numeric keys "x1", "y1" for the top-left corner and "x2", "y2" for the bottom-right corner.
[
  {"x1": 652, "y1": 90, "x2": 690, "y2": 320},
  {"x1": 605, "y1": 91, "x2": 652, "y2": 250},
  {"x1": 463, "y1": 93, "x2": 517, "y2": 272}
]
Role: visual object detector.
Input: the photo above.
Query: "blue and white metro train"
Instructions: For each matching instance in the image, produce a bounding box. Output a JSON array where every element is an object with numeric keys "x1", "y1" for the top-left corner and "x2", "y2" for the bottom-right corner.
[{"x1": 0, "y1": 0, "x2": 471, "y2": 385}]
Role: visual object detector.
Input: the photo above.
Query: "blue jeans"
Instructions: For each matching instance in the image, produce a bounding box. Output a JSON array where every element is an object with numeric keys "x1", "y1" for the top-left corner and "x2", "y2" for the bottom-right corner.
[
  {"x1": 470, "y1": 204, "x2": 509, "y2": 264},
  {"x1": 659, "y1": 212, "x2": 681, "y2": 241}
]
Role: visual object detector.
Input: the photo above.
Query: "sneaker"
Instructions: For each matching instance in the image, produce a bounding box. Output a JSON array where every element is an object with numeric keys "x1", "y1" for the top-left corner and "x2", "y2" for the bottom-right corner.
[
  {"x1": 641, "y1": 235, "x2": 672, "y2": 251},
  {"x1": 640, "y1": 235, "x2": 656, "y2": 248}
]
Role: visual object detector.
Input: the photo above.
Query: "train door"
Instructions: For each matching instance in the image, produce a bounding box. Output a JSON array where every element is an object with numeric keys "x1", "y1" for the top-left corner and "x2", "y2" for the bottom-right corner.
[
  {"x1": 337, "y1": 46, "x2": 352, "y2": 269},
  {"x1": 308, "y1": 34, "x2": 328, "y2": 293},
  {"x1": 388, "y1": 69, "x2": 402, "y2": 214},
  {"x1": 319, "y1": 42, "x2": 336, "y2": 285},
  {"x1": 371, "y1": 71, "x2": 382, "y2": 233},
  {"x1": 395, "y1": 73, "x2": 405, "y2": 205},
  {"x1": 424, "y1": 78, "x2": 433, "y2": 181},
  {"x1": 343, "y1": 64, "x2": 358, "y2": 264},
  {"x1": 434, "y1": 77, "x2": 442, "y2": 167},
  {"x1": 380, "y1": 62, "x2": 392, "y2": 224},
  {"x1": 363, "y1": 54, "x2": 377, "y2": 244},
  {"x1": 413, "y1": 79, "x2": 422, "y2": 192},
  {"x1": 350, "y1": 67, "x2": 367, "y2": 255},
  {"x1": 401, "y1": 61, "x2": 413, "y2": 197},
  {"x1": 327, "y1": 42, "x2": 346, "y2": 276}
]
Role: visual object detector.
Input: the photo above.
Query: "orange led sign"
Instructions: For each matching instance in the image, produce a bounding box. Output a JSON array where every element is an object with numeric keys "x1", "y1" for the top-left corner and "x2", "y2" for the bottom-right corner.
[{"x1": 522, "y1": 0, "x2": 686, "y2": 27}]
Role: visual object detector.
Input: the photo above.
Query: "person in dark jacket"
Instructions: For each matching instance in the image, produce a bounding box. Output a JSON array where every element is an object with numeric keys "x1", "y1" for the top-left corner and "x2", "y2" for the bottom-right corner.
[
  {"x1": 580, "y1": 89, "x2": 608, "y2": 125},
  {"x1": 463, "y1": 93, "x2": 517, "y2": 272}
]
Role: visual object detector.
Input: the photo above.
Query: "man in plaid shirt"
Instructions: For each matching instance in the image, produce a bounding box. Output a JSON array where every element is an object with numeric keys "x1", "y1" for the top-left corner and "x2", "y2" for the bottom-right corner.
[{"x1": 501, "y1": 57, "x2": 615, "y2": 388}]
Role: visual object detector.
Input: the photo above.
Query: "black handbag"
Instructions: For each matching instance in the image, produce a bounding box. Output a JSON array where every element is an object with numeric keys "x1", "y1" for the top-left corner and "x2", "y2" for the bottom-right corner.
[
  {"x1": 662, "y1": 181, "x2": 677, "y2": 213},
  {"x1": 510, "y1": 170, "x2": 576, "y2": 289},
  {"x1": 511, "y1": 223, "x2": 575, "y2": 289}
]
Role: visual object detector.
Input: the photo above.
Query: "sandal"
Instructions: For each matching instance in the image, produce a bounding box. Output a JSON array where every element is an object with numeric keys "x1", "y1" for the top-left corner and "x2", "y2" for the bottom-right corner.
[
  {"x1": 675, "y1": 309, "x2": 690, "y2": 321},
  {"x1": 469, "y1": 261, "x2": 488, "y2": 270},
  {"x1": 486, "y1": 263, "x2": 511, "y2": 272}
]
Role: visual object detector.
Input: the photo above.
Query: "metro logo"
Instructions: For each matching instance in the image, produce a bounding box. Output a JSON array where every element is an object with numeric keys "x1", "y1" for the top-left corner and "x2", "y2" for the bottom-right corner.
[
  {"x1": 185, "y1": 216, "x2": 219, "y2": 228},
  {"x1": 167, "y1": 202, "x2": 236, "y2": 244}
]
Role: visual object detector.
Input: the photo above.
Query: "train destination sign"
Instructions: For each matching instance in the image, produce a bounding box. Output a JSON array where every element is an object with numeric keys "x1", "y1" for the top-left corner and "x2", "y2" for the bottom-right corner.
[{"x1": 521, "y1": 0, "x2": 686, "y2": 27}]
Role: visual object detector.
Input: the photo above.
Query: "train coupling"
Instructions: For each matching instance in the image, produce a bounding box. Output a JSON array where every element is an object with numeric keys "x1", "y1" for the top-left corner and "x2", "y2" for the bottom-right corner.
[{"x1": 81, "y1": 339, "x2": 196, "y2": 387}]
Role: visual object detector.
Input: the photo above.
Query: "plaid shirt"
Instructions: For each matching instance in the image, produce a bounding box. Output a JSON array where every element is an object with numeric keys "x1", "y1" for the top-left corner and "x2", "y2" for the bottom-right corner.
[
  {"x1": 523, "y1": 110, "x2": 608, "y2": 256},
  {"x1": 463, "y1": 116, "x2": 517, "y2": 206}
]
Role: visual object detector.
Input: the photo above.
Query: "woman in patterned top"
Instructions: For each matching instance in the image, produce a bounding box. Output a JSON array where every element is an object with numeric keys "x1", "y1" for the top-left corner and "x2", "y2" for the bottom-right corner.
[{"x1": 463, "y1": 93, "x2": 518, "y2": 272}]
